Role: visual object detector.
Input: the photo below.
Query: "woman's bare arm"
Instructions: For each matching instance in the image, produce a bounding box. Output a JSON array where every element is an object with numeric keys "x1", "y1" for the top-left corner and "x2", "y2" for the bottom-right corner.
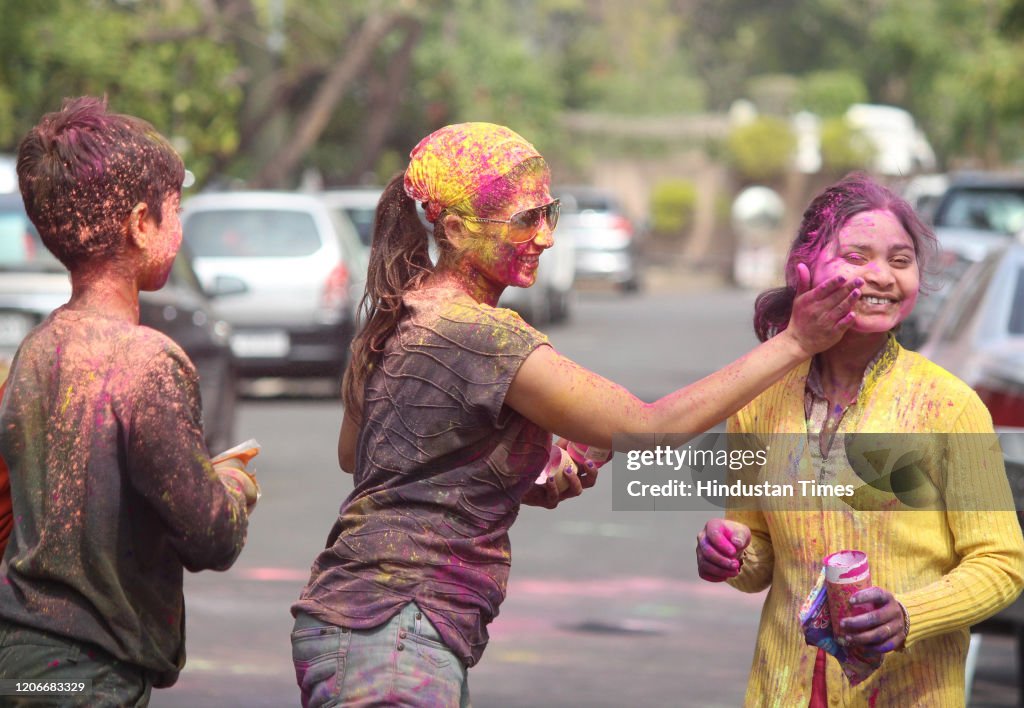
[{"x1": 506, "y1": 271, "x2": 860, "y2": 448}]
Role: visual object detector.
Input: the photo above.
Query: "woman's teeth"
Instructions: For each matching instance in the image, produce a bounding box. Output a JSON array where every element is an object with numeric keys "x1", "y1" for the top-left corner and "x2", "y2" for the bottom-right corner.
[{"x1": 863, "y1": 296, "x2": 894, "y2": 305}]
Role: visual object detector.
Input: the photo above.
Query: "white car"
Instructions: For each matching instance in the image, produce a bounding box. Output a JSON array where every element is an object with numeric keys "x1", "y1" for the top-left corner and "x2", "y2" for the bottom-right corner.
[
  {"x1": 181, "y1": 191, "x2": 364, "y2": 380},
  {"x1": 0, "y1": 154, "x2": 15, "y2": 194},
  {"x1": 320, "y1": 187, "x2": 381, "y2": 250}
]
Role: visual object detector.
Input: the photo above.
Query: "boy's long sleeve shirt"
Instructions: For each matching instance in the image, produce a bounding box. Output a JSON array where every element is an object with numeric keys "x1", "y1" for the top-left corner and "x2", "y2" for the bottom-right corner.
[{"x1": 0, "y1": 307, "x2": 248, "y2": 687}]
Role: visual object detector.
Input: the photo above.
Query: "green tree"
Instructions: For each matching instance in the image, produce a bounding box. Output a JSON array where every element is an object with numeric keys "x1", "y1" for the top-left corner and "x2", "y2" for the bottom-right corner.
[
  {"x1": 798, "y1": 71, "x2": 868, "y2": 117},
  {"x1": 650, "y1": 179, "x2": 697, "y2": 238},
  {"x1": 819, "y1": 117, "x2": 875, "y2": 174},
  {"x1": 726, "y1": 117, "x2": 796, "y2": 183}
]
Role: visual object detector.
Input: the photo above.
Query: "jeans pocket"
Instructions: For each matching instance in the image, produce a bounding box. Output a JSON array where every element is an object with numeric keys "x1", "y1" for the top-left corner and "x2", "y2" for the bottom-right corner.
[
  {"x1": 406, "y1": 633, "x2": 454, "y2": 669},
  {"x1": 291, "y1": 620, "x2": 351, "y2": 708}
]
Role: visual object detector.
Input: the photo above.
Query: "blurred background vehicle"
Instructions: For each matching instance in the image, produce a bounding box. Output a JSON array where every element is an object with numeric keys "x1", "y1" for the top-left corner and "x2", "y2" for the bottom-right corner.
[
  {"x1": 931, "y1": 172, "x2": 1024, "y2": 261},
  {"x1": 844, "y1": 103, "x2": 937, "y2": 177},
  {"x1": 319, "y1": 187, "x2": 380, "y2": 250},
  {"x1": 181, "y1": 191, "x2": 362, "y2": 383},
  {"x1": 0, "y1": 192, "x2": 238, "y2": 451},
  {"x1": 899, "y1": 173, "x2": 949, "y2": 225},
  {"x1": 918, "y1": 242, "x2": 1024, "y2": 453},
  {"x1": 918, "y1": 239, "x2": 1024, "y2": 675},
  {"x1": 900, "y1": 172, "x2": 1024, "y2": 350},
  {"x1": 555, "y1": 186, "x2": 641, "y2": 294},
  {"x1": 0, "y1": 155, "x2": 15, "y2": 194}
]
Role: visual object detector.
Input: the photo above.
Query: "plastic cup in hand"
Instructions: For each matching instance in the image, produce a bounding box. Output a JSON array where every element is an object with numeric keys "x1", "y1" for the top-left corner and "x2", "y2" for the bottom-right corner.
[
  {"x1": 536, "y1": 446, "x2": 576, "y2": 493},
  {"x1": 824, "y1": 550, "x2": 872, "y2": 634}
]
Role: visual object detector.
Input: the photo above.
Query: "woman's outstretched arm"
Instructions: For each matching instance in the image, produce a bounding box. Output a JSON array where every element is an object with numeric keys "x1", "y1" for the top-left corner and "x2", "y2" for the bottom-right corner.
[{"x1": 506, "y1": 270, "x2": 861, "y2": 448}]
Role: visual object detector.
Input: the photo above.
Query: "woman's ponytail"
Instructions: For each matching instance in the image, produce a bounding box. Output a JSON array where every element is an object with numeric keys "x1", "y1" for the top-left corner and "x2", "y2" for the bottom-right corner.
[{"x1": 342, "y1": 173, "x2": 432, "y2": 419}]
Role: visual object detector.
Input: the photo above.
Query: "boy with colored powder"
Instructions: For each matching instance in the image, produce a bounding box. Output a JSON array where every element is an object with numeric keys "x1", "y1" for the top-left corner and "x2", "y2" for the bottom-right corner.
[{"x1": 0, "y1": 97, "x2": 258, "y2": 705}]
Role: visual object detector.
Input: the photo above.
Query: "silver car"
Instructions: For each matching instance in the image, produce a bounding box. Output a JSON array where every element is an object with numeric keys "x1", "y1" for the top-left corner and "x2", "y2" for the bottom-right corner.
[
  {"x1": 919, "y1": 242, "x2": 1024, "y2": 436},
  {"x1": 900, "y1": 173, "x2": 1024, "y2": 348},
  {"x1": 555, "y1": 186, "x2": 641, "y2": 293},
  {"x1": 181, "y1": 191, "x2": 363, "y2": 380},
  {"x1": 320, "y1": 187, "x2": 381, "y2": 250}
]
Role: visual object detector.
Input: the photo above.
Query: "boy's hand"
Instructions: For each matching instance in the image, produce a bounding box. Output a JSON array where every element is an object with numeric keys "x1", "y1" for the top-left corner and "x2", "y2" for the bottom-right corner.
[{"x1": 214, "y1": 460, "x2": 260, "y2": 512}]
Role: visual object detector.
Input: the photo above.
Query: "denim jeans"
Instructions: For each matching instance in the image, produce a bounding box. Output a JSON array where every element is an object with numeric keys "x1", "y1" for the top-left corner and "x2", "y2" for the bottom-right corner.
[
  {"x1": 0, "y1": 620, "x2": 151, "y2": 707},
  {"x1": 291, "y1": 603, "x2": 470, "y2": 707}
]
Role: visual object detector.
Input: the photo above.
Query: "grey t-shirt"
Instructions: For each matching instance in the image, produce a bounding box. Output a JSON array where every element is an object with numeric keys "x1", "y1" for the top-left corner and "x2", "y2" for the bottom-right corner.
[
  {"x1": 294, "y1": 286, "x2": 551, "y2": 666},
  {"x1": 0, "y1": 307, "x2": 248, "y2": 687}
]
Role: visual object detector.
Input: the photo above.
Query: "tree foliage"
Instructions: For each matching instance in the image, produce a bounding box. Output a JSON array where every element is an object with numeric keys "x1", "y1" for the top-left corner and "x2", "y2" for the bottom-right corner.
[
  {"x1": 798, "y1": 71, "x2": 869, "y2": 118},
  {"x1": 650, "y1": 178, "x2": 698, "y2": 237},
  {"x1": 726, "y1": 117, "x2": 797, "y2": 183},
  {"x1": 2, "y1": 0, "x2": 1024, "y2": 186}
]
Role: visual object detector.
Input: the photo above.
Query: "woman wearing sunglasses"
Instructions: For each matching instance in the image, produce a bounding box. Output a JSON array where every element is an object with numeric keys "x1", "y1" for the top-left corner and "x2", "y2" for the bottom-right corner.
[{"x1": 290, "y1": 122, "x2": 863, "y2": 707}]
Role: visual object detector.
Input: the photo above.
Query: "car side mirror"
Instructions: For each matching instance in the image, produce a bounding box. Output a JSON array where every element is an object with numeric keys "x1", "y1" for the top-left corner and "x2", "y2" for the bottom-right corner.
[{"x1": 207, "y1": 275, "x2": 248, "y2": 298}]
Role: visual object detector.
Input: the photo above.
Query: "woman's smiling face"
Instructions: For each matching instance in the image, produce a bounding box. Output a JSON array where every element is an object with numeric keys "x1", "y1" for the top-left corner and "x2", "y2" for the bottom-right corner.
[
  {"x1": 811, "y1": 209, "x2": 920, "y2": 333},
  {"x1": 459, "y1": 165, "x2": 555, "y2": 290}
]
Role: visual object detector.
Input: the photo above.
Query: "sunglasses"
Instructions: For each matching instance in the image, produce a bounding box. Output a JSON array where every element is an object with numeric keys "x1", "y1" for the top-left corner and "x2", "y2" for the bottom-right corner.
[{"x1": 460, "y1": 199, "x2": 560, "y2": 243}]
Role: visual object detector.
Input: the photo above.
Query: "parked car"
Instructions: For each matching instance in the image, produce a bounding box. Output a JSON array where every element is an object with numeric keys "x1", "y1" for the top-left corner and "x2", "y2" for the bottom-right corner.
[
  {"x1": 320, "y1": 187, "x2": 381, "y2": 249},
  {"x1": 181, "y1": 191, "x2": 361, "y2": 381},
  {"x1": 932, "y1": 172, "x2": 1024, "y2": 261},
  {"x1": 0, "y1": 192, "x2": 238, "y2": 451},
  {"x1": 900, "y1": 172, "x2": 1024, "y2": 349},
  {"x1": 918, "y1": 242, "x2": 1024, "y2": 448},
  {"x1": 0, "y1": 154, "x2": 15, "y2": 194},
  {"x1": 554, "y1": 186, "x2": 641, "y2": 293},
  {"x1": 898, "y1": 173, "x2": 948, "y2": 225},
  {"x1": 317, "y1": 188, "x2": 375, "y2": 309}
]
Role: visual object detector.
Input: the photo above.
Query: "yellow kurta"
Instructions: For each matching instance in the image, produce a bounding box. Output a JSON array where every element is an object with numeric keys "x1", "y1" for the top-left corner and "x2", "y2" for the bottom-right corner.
[{"x1": 726, "y1": 344, "x2": 1024, "y2": 707}]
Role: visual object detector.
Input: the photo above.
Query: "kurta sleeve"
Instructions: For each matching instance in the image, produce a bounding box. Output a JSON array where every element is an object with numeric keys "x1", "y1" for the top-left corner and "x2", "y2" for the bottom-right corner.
[{"x1": 895, "y1": 395, "x2": 1024, "y2": 648}]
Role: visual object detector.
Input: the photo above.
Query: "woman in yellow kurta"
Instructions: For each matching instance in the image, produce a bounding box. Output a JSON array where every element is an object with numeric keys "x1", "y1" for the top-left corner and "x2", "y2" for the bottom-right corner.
[{"x1": 696, "y1": 173, "x2": 1024, "y2": 707}]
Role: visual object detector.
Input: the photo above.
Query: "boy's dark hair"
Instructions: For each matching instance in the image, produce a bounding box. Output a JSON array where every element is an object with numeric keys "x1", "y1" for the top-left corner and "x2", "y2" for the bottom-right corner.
[{"x1": 16, "y1": 96, "x2": 185, "y2": 269}]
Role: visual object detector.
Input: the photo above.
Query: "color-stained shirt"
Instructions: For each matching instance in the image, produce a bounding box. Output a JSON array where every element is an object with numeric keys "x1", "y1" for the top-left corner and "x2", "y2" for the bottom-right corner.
[
  {"x1": 0, "y1": 307, "x2": 248, "y2": 687},
  {"x1": 0, "y1": 380, "x2": 10, "y2": 558},
  {"x1": 293, "y1": 286, "x2": 551, "y2": 667},
  {"x1": 726, "y1": 342, "x2": 1024, "y2": 707}
]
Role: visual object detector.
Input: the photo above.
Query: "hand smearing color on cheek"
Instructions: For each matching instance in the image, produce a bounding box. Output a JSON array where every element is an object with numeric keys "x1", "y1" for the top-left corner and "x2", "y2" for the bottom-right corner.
[{"x1": 809, "y1": 209, "x2": 919, "y2": 334}]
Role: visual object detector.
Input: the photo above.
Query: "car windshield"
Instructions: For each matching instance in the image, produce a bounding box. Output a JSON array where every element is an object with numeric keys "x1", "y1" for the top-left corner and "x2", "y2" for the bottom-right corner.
[
  {"x1": 184, "y1": 209, "x2": 322, "y2": 258},
  {"x1": 937, "y1": 187, "x2": 1024, "y2": 235},
  {"x1": 0, "y1": 204, "x2": 64, "y2": 272}
]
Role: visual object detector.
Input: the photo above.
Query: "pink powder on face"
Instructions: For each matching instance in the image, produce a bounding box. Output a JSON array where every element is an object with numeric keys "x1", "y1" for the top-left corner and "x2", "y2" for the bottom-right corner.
[{"x1": 809, "y1": 210, "x2": 919, "y2": 334}]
